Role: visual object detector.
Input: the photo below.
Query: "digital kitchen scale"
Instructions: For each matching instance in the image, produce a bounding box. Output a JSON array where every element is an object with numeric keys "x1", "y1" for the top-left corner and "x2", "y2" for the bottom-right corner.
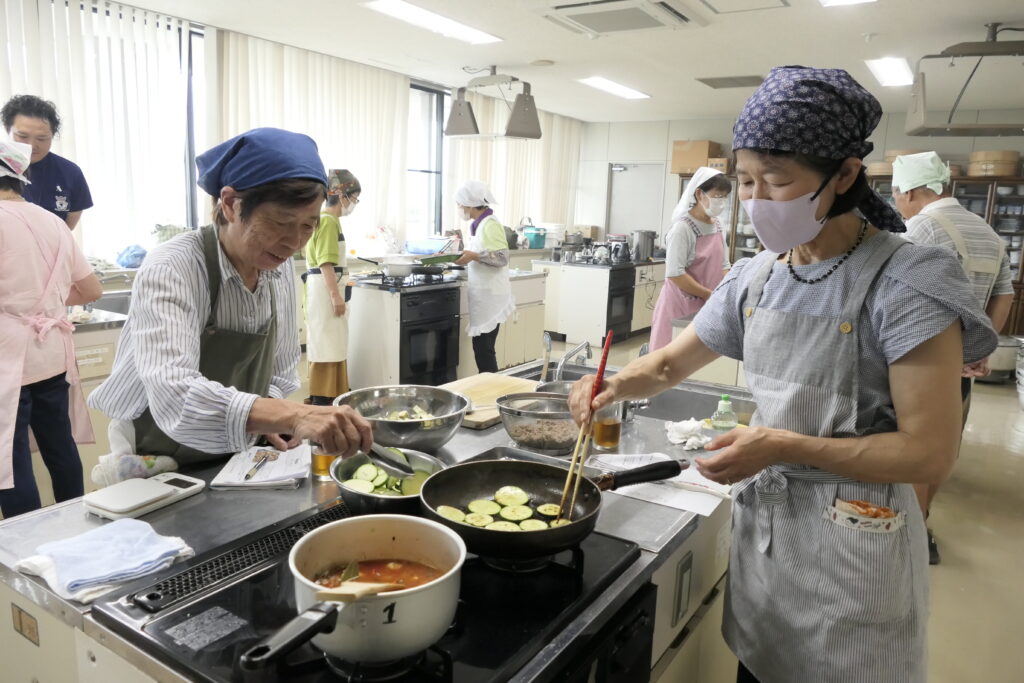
[{"x1": 83, "y1": 473, "x2": 206, "y2": 520}]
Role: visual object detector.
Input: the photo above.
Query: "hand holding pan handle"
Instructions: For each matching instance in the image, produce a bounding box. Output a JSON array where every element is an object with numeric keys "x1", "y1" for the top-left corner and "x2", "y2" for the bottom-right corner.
[{"x1": 592, "y1": 459, "x2": 687, "y2": 491}]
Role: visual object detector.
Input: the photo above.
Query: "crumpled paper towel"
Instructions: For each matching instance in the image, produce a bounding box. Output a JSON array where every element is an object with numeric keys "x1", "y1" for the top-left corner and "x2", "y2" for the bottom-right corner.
[{"x1": 665, "y1": 418, "x2": 713, "y2": 450}]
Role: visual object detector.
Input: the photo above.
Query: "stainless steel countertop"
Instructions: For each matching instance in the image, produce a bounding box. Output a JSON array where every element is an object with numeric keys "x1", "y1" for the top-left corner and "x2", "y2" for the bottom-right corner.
[
  {"x1": 0, "y1": 361, "x2": 727, "y2": 680},
  {"x1": 71, "y1": 308, "x2": 128, "y2": 333}
]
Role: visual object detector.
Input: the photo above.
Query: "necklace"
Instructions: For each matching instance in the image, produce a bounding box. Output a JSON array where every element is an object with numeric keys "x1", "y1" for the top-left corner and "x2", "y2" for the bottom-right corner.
[{"x1": 786, "y1": 219, "x2": 867, "y2": 285}]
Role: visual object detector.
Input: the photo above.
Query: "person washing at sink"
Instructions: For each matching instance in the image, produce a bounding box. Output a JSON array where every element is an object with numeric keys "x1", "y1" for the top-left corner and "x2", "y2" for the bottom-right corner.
[
  {"x1": 0, "y1": 140, "x2": 102, "y2": 517},
  {"x1": 649, "y1": 167, "x2": 733, "y2": 350},
  {"x1": 89, "y1": 128, "x2": 372, "y2": 467},
  {"x1": 568, "y1": 67, "x2": 997, "y2": 683},
  {"x1": 304, "y1": 169, "x2": 360, "y2": 406},
  {"x1": 453, "y1": 180, "x2": 514, "y2": 373}
]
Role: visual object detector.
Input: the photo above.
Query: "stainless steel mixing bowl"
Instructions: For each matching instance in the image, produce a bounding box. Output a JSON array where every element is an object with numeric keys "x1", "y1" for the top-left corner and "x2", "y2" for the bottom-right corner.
[
  {"x1": 495, "y1": 392, "x2": 578, "y2": 456},
  {"x1": 333, "y1": 385, "x2": 469, "y2": 452}
]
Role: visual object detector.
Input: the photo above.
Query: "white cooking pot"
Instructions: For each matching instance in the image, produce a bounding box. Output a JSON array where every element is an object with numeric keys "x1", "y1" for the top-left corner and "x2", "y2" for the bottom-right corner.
[{"x1": 240, "y1": 515, "x2": 466, "y2": 670}]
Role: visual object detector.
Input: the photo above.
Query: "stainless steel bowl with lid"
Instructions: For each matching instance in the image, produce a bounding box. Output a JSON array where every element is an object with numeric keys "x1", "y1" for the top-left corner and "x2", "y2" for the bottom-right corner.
[
  {"x1": 496, "y1": 392, "x2": 578, "y2": 455},
  {"x1": 333, "y1": 385, "x2": 469, "y2": 452}
]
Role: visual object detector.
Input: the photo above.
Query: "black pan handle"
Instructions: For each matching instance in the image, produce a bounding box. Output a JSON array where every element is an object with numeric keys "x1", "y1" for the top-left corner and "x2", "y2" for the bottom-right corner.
[
  {"x1": 240, "y1": 602, "x2": 339, "y2": 671},
  {"x1": 357, "y1": 256, "x2": 380, "y2": 266},
  {"x1": 604, "y1": 459, "x2": 685, "y2": 490}
]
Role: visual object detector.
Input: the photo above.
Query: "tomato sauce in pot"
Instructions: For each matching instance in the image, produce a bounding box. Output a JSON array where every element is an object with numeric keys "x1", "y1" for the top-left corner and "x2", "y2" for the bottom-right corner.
[{"x1": 314, "y1": 559, "x2": 442, "y2": 589}]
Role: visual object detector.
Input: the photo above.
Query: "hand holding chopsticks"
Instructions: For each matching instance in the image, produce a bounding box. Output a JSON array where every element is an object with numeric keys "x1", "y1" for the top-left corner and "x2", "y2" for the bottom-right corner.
[{"x1": 557, "y1": 331, "x2": 614, "y2": 523}]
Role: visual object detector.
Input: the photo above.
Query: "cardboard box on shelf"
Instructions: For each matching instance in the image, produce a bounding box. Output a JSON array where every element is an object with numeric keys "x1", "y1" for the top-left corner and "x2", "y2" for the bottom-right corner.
[
  {"x1": 707, "y1": 157, "x2": 731, "y2": 173},
  {"x1": 572, "y1": 225, "x2": 602, "y2": 240},
  {"x1": 671, "y1": 140, "x2": 723, "y2": 175}
]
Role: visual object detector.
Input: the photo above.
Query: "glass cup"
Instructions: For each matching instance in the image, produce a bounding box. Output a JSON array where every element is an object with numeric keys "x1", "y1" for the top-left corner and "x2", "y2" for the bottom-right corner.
[
  {"x1": 592, "y1": 402, "x2": 622, "y2": 451},
  {"x1": 310, "y1": 442, "x2": 338, "y2": 481}
]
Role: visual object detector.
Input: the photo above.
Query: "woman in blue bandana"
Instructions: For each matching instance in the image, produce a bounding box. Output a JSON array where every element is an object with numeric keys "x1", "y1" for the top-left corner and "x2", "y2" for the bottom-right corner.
[
  {"x1": 570, "y1": 67, "x2": 996, "y2": 682},
  {"x1": 91, "y1": 128, "x2": 373, "y2": 462}
]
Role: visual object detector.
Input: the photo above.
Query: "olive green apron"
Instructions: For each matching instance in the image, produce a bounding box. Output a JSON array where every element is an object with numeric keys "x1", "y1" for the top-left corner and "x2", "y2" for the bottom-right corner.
[{"x1": 133, "y1": 226, "x2": 277, "y2": 464}]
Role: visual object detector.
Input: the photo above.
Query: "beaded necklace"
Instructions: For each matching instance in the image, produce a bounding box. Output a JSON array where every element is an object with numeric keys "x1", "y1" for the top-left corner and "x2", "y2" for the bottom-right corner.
[{"x1": 786, "y1": 219, "x2": 867, "y2": 285}]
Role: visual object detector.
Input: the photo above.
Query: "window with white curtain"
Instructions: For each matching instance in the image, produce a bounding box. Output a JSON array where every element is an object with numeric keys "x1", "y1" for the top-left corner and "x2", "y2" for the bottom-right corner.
[
  {"x1": 442, "y1": 90, "x2": 582, "y2": 238},
  {"x1": 211, "y1": 30, "x2": 410, "y2": 257},
  {"x1": 1, "y1": 0, "x2": 193, "y2": 261}
]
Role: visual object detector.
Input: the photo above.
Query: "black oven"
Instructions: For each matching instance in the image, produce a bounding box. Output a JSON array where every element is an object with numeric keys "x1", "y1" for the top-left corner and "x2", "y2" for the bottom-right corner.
[
  {"x1": 606, "y1": 266, "x2": 635, "y2": 345},
  {"x1": 400, "y1": 288, "x2": 460, "y2": 385}
]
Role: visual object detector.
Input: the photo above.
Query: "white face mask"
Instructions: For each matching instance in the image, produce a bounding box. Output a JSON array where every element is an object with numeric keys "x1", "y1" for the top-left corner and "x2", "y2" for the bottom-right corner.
[
  {"x1": 340, "y1": 198, "x2": 356, "y2": 217},
  {"x1": 740, "y1": 190, "x2": 828, "y2": 253},
  {"x1": 458, "y1": 207, "x2": 471, "y2": 222},
  {"x1": 702, "y1": 196, "x2": 728, "y2": 218}
]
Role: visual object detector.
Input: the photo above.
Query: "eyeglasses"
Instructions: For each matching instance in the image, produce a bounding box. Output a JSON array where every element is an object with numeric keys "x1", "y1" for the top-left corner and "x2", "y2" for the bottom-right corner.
[{"x1": 347, "y1": 196, "x2": 360, "y2": 205}]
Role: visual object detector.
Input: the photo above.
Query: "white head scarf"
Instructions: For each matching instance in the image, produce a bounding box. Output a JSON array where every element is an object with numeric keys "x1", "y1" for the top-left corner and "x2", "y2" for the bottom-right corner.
[
  {"x1": 455, "y1": 180, "x2": 498, "y2": 207},
  {"x1": 0, "y1": 139, "x2": 32, "y2": 184},
  {"x1": 670, "y1": 166, "x2": 723, "y2": 224},
  {"x1": 892, "y1": 151, "x2": 950, "y2": 194}
]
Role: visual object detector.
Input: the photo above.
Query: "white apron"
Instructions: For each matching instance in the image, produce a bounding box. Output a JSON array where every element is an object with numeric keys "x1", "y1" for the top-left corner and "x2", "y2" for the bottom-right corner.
[
  {"x1": 466, "y1": 215, "x2": 515, "y2": 337},
  {"x1": 723, "y1": 230, "x2": 928, "y2": 682},
  {"x1": 0, "y1": 206, "x2": 93, "y2": 490},
  {"x1": 305, "y1": 268, "x2": 348, "y2": 363}
]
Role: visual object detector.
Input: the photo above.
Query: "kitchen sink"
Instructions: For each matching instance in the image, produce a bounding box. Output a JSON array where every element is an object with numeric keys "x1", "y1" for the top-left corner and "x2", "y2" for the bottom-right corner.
[
  {"x1": 92, "y1": 290, "x2": 132, "y2": 315},
  {"x1": 508, "y1": 360, "x2": 756, "y2": 423}
]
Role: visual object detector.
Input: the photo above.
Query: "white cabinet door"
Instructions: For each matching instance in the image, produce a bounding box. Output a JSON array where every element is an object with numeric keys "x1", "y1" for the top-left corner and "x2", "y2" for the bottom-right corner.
[
  {"x1": 532, "y1": 263, "x2": 561, "y2": 333},
  {"x1": 696, "y1": 580, "x2": 737, "y2": 683},
  {"x1": 519, "y1": 303, "x2": 545, "y2": 362},
  {"x1": 505, "y1": 309, "x2": 527, "y2": 368}
]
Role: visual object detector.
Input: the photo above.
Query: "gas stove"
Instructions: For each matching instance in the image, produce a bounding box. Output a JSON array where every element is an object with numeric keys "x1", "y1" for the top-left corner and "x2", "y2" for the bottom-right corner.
[
  {"x1": 355, "y1": 272, "x2": 462, "y2": 291},
  {"x1": 91, "y1": 501, "x2": 640, "y2": 683}
]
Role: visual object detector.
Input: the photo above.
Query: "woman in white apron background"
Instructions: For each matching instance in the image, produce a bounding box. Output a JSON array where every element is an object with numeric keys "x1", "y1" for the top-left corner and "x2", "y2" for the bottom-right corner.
[
  {"x1": 304, "y1": 169, "x2": 360, "y2": 405},
  {"x1": 0, "y1": 140, "x2": 101, "y2": 517},
  {"x1": 569, "y1": 67, "x2": 997, "y2": 682},
  {"x1": 454, "y1": 180, "x2": 515, "y2": 373},
  {"x1": 649, "y1": 167, "x2": 732, "y2": 350}
]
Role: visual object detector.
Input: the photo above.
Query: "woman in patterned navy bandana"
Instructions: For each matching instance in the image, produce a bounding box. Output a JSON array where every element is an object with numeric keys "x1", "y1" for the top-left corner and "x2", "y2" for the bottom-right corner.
[{"x1": 569, "y1": 66, "x2": 996, "y2": 682}]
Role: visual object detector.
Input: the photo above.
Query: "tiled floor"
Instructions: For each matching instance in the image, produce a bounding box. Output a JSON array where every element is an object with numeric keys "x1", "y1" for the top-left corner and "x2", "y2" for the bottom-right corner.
[{"x1": 298, "y1": 336, "x2": 1023, "y2": 679}]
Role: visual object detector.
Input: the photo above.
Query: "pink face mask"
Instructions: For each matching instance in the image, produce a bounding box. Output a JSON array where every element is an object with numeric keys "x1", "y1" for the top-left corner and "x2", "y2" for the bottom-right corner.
[{"x1": 741, "y1": 190, "x2": 828, "y2": 253}]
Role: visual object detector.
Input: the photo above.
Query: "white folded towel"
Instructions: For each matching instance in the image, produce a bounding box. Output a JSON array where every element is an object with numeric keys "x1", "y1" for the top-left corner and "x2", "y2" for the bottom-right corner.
[{"x1": 14, "y1": 518, "x2": 193, "y2": 603}]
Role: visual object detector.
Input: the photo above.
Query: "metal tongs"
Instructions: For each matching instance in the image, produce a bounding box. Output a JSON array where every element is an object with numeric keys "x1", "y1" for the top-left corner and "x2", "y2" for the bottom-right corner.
[{"x1": 556, "y1": 330, "x2": 614, "y2": 523}]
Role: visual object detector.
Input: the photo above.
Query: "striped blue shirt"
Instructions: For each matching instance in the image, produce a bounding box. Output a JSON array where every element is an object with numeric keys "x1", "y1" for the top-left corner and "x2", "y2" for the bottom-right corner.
[{"x1": 88, "y1": 230, "x2": 300, "y2": 453}]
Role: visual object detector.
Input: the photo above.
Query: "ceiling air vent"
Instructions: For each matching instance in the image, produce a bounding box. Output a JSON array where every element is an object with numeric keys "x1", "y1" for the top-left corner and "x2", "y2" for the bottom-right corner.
[
  {"x1": 539, "y1": 0, "x2": 707, "y2": 36},
  {"x1": 696, "y1": 75, "x2": 764, "y2": 89}
]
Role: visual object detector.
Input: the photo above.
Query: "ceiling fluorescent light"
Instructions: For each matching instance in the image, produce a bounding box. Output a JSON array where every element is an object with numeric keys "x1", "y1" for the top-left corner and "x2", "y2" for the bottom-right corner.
[
  {"x1": 364, "y1": 0, "x2": 501, "y2": 44},
  {"x1": 864, "y1": 57, "x2": 913, "y2": 86},
  {"x1": 579, "y1": 77, "x2": 650, "y2": 100},
  {"x1": 818, "y1": 0, "x2": 876, "y2": 6}
]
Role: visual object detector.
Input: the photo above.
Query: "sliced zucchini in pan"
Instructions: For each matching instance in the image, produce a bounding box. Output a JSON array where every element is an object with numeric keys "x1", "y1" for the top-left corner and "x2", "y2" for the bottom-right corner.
[
  {"x1": 464, "y1": 512, "x2": 494, "y2": 527},
  {"x1": 519, "y1": 519, "x2": 549, "y2": 531},
  {"x1": 353, "y1": 464, "x2": 379, "y2": 481},
  {"x1": 341, "y1": 479, "x2": 375, "y2": 494},
  {"x1": 436, "y1": 505, "x2": 466, "y2": 523},
  {"x1": 494, "y1": 486, "x2": 529, "y2": 507},
  {"x1": 485, "y1": 521, "x2": 522, "y2": 532},
  {"x1": 550, "y1": 518, "x2": 572, "y2": 528},
  {"x1": 467, "y1": 499, "x2": 501, "y2": 516},
  {"x1": 498, "y1": 505, "x2": 533, "y2": 522},
  {"x1": 536, "y1": 503, "x2": 561, "y2": 517}
]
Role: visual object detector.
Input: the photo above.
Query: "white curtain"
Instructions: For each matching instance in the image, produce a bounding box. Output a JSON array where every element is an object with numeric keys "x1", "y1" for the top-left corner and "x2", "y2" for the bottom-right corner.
[
  {"x1": 442, "y1": 90, "x2": 582, "y2": 234},
  {"x1": 213, "y1": 31, "x2": 410, "y2": 253},
  {"x1": 1, "y1": 0, "x2": 190, "y2": 260}
]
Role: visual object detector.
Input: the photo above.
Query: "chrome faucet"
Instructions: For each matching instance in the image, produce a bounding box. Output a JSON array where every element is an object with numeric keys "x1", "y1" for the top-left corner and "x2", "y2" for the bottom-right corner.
[
  {"x1": 540, "y1": 332, "x2": 553, "y2": 382},
  {"x1": 621, "y1": 343, "x2": 651, "y2": 422},
  {"x1": 554, "y1": 341, "x2": 591, "y2": 380}
]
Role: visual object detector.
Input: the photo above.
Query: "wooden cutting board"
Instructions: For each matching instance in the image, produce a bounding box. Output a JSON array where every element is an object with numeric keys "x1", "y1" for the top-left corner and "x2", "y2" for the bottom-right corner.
[{"x1": 442, "y1": 373, "x2": 539, "y2": 429}]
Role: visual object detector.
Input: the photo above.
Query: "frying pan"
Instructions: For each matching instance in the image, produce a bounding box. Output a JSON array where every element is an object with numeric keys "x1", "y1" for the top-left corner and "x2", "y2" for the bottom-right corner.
[{"x1": 419, "y1": 458, "x2": 684, "y2": 559}]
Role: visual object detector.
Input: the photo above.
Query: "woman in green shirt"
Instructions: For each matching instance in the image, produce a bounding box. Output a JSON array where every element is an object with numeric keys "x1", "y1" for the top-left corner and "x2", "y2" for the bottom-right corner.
[{"x1": 304, "y1": 170, "x2": 360, "y2": 404}]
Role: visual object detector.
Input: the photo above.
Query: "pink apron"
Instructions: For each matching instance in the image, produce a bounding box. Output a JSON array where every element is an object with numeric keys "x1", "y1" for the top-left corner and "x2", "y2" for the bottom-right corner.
[
  {"x1": 0, "y1": 206, "x2": 93, "y2": 490},
  {"x1": 650, "y1": 218, "x2": 726, "y2": 351}
]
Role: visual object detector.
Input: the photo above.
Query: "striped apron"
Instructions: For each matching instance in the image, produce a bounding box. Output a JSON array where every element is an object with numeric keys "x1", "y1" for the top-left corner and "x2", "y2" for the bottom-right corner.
[{"x1": 722, "y1": 231, "x2": 929, "y2": 682}]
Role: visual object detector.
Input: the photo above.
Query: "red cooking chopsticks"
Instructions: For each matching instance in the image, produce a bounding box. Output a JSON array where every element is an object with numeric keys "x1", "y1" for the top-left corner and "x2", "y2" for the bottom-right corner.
[{"x1": 557, "y1": 331, "x2": 613, "y2": 522}]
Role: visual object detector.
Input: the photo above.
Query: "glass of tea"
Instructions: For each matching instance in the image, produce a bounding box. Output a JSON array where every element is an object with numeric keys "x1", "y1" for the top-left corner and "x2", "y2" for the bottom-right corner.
[
  {"x1": 310, "y1": 442, "x2": 338, "y2": 481},
  {"x1": 592, "y1": 402, "x2": 622, "y2": 450}
]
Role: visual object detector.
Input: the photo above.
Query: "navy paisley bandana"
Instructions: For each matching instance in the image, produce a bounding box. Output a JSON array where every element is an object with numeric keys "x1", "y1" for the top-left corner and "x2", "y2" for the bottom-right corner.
[{"x1": 733, "y1": 66, "x2": 905, "y2": 233}]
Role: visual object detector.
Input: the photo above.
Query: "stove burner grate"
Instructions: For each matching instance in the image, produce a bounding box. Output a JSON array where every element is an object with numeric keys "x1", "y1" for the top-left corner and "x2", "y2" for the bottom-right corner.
[
  {"x1": 130, "y1": 502, "x2": 350, "y2": 613},
  {"x1": 478, "y1": 546, "x2": 585, "y2": 575}
]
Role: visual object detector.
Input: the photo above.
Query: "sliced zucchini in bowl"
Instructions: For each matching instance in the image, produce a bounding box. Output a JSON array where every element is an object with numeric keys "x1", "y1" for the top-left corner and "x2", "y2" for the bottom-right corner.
[{"x1": 341, "y1": 479, "x2": 375, "y2": 494}]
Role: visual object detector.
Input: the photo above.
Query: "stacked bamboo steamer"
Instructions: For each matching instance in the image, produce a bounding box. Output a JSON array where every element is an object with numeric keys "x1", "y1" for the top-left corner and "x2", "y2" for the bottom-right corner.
[
  {"x1": 867, "y1": 149, "x2": 923, "y2": 176},
  {"x1": 967, "y1": 150, "x2": 1020, "y2": 177}
]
